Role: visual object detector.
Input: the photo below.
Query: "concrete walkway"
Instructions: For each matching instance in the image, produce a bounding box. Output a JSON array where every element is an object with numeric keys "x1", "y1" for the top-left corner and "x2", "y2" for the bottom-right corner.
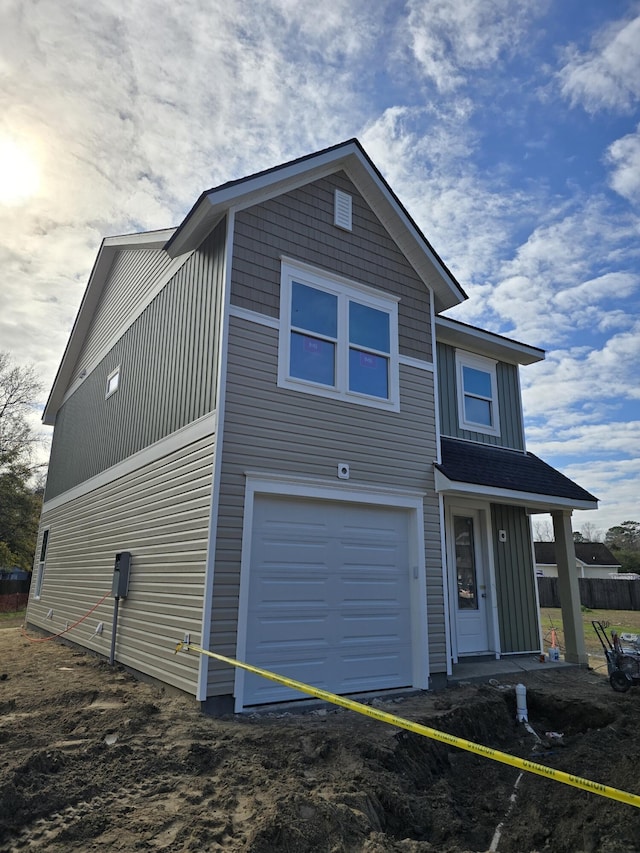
[{"x1": 450, "y1": 654, "x2": 575, "y2": 686}]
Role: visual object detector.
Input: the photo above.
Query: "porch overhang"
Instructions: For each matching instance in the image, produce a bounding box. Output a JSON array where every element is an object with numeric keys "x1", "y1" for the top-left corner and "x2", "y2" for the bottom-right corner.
[{"x1": 434, "y1": 438, "x2": 598, "y2": 513}]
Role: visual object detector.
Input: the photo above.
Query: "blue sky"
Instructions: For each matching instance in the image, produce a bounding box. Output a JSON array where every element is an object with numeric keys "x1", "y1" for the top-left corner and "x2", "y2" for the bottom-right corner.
[{"x1": 0, "y1": 0, "x2": 638, "y2": 536}]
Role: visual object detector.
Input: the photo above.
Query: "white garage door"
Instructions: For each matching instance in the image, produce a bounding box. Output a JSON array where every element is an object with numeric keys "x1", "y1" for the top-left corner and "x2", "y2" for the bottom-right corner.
[{"x1": 243, "y1": 495, "x2": 412, "y2": 706}]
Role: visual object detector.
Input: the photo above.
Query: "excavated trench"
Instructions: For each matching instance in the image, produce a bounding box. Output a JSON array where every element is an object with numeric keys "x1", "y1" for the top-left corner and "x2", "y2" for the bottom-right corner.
[
  {"x1": 2, "y1": 633, "x2": 639, "y2": 853},
  {"x1": 336, "y1": 686, "x2": 628, "y2": 853}
]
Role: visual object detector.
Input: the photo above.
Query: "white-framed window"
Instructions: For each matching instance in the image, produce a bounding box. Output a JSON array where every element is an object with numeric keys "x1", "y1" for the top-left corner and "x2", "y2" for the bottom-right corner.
[
  {"x1": 34, "y1": 527, "x2": 50, "y2": 599},
  {"x1": 455, "y1": 350, "x2": 500, "y2": 436},
  {"x1": 106, "y1": 366, "x2": 121, "y2": 399},
  {"x1": 278, "y1": 259, "x2": 400, "y2": 411}
]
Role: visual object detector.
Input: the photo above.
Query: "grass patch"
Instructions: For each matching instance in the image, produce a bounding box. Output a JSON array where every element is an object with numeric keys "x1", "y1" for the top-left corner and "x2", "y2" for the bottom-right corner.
[
  {"x1": 0, "y1": 608, "x2": 26, "y2": 625},
  {"x1": 540, "y1": 607, "x2": 640, "y2": 661}
]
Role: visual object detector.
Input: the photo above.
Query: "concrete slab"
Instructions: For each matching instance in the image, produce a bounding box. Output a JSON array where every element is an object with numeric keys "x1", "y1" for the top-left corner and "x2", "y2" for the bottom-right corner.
[{"x1": 449, "y1": 655, "x2": 576, "y2": 686}]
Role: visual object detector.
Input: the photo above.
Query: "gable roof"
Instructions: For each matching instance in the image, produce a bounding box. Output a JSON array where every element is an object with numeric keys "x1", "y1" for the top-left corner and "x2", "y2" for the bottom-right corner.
[
  {"x1": 165, "y1": 138, "x2": 467, "y2": 314},
  {"x1": 435, "y1": 437, "x2": 598, "y2": 511},
  {"x1": 42, "y1": 229, "x2": 177, "y2": 425},
  {"x1": 535, "y1": 541, "x2": 621, "y2": 567}
]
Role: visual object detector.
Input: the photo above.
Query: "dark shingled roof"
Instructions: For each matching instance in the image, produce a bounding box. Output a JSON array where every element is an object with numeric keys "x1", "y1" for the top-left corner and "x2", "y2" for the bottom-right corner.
[
  {"x1": 437, "y1": 438, "x2": 598, "y2": 504},
  {"x1": 535, "y1": 542, "x2": 620, "y2": 566}
]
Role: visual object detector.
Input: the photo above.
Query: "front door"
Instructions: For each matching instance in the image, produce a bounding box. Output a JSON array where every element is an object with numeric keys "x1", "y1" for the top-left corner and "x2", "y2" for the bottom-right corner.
[{"x1": 450, "y1": 510, "x2": 490, "y2": 655}]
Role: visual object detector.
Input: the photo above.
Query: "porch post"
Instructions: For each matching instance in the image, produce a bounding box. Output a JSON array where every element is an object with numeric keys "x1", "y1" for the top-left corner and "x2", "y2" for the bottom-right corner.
[{"x1": 551, "y1": 510, "x2": 588, "y2": 665}]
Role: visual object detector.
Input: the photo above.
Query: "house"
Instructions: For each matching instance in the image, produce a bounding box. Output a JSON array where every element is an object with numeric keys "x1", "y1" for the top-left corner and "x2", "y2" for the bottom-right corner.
[
  {"x1": 26, "y1": 139, "x2": 598, "y2": 712},
  {"x1": 535, "y1": 542, "x2": 621, "y2": 579}
]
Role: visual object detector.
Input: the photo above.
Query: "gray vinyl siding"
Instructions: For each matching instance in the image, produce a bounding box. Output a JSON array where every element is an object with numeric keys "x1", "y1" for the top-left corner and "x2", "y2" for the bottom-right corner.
[
  {"x1": 27, "y1": 431, "x2": 215, "y2": 696},
  {"x1": 231, "y1": 172, "x2": 433, "y2": 362},
  {"x1": 45, "y1": 221, "x2": 226, "y2": 501},
  {"x1": 75, "y1": 248, "x2": 177, "y2": 378},
  {"x1": 437, "y1": 342, "x2": 525, "y2": 450},
  {"x1": 491, "y1": 504, "x2": 539, "y2": 653},
  {"x1": 206, "y1": 316, "x2": 444, "y2": 696}
]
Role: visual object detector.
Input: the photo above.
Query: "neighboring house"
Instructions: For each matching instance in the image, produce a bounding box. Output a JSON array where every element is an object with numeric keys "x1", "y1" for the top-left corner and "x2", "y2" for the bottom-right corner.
[
  {"x1": 26, "y1": 139, "x2": 598, "y2": 712},
  {"x1": 535, "y1": 542, "x2": 621, "y2": 579}
]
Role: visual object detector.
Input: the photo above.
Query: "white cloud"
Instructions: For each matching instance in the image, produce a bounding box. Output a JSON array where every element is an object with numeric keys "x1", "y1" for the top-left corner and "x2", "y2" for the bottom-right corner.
[
  {"x1": 403, "y1": 0, "x2": 545, "y2": 92},
  {"x1": 606, "y1": 125, "x2": 640, "y2": 204},
  {"x1": 557, "y1": 13, "x2": 640, "y2": 113},
  {"x1": 0, "y1": 0, "x2": 387, "y2": 392},
  {"x1": 554, "y1": 272, "x2": 639, "y2": 310}
]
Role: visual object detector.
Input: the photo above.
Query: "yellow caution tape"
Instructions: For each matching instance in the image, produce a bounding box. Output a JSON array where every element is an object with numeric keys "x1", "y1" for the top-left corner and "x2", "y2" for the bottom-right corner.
[{"x1": 175, "y1": 642, "x2": 640, "y2": 809}]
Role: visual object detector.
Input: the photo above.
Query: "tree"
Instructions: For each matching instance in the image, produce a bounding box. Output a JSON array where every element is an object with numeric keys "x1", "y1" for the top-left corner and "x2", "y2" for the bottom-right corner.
[
  {"x1": 0, "y1": 464, "x2": 42, "y2": 569},
  {"x1": 605, "y1": 521, "x2": 640, "y2": 553},
  {"x1": 0, "y1": 352, "x2": 44, "y2": 570},
  {"x1": 0, "y1": 351, "x2": 42, "y2": 470},
  {"x1": 579, "y1": 522, "x2": 601, "y2": 542},
  {"x1": 604, "y1": 521, "x2": 640, "y2": 574},
  {"x1": 533, "y1": 519, "x2": 553, "y2": 541}
]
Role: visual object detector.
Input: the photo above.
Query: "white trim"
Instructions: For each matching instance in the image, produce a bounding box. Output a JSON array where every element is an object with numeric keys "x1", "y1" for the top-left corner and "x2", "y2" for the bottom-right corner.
[
  {"x1": 280, "y1": 255, "x2": 401, "y2": 303},
  {"x1": 433, "y1": 468, "x2": 598, "y2": 512},
  {"x1": 438, "y1": 493, "x2": 453, "y2": 676},
  {"x1": 455, "y1": 350, "x2": 501, "y2": 437},
  {"x1": 196, "y1": 211, "x2": 235, "y2": 702},
  {"x1": 242, "y1": 470, "x2": 427, "y2": 500},
  {"x1": 435, "y1": 316, "x2": 544, "y2": 366},
  {"x1": 529, "y1": 515, "x2": 545, "y2": 653},
  {"x1": 60, "y1": 250, "x2": 196, "y2": 408},
  {"x1": 33, "y1": 526, "x2": 50, "y2": 600},
  {"x1": 398, "y1": 354, "x2": 434, "y2": 372},
  {"x1": 105, "y1": 365, "x2": 120, "y2": 399},
  {"x1": 234, "y1": 473, "x2": 429, "y2": 712},
  {"x1": 277, "y1": 258, "x2": 400, "y2": 412},
  {"x1": 103, "y1": 228, "x2": 177, "y2": 249},
  {"x1": 228, "y1": 304, "x2": 279, "y2": 330},
  {"x1": 445, "y1": 500, "x2": 500, "y2": 660},
  {"x1": 42, "y1": 413, "x2": 216, "y2": 513}
]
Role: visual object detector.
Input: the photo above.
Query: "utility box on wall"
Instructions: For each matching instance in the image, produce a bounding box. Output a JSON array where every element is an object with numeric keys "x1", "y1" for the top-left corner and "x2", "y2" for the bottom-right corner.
[{"x1": 111, "y1": 552, "x2": 131, "y2": 599}]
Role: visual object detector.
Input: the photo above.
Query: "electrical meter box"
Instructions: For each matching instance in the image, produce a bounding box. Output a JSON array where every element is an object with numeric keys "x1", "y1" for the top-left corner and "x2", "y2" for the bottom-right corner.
[{"x1": 112, "y1": 552, "x2": 131, "y2": 599}]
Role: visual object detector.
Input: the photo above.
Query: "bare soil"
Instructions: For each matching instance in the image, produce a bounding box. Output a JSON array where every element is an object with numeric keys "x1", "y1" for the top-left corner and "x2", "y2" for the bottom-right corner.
[{"x1": 1, "y1": 626, "x2": 640, "y2": 853}]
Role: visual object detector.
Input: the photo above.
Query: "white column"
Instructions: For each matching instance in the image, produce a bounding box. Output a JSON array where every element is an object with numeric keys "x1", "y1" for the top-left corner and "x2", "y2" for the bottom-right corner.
[{"x1": 552, "y1": 510, "x2": 588, "y2": 665}]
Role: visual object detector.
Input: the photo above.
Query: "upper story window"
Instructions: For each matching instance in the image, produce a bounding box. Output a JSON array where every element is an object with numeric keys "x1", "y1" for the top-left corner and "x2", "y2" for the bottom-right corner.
[
  {"x1": 455, "y1": 351, "x2": 500, "y2": 436},
  {"x1": 278, "y1": 259, "x2": 399, "y2": 411},
  {"x1": 106, "y1": 366, "x2": 120, "y2": 398}
]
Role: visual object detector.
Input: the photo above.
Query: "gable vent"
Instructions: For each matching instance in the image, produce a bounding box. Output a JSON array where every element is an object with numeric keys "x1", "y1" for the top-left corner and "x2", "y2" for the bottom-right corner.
[{"x1": 334, "y1": 189, "x2": 352, "y2": 231}]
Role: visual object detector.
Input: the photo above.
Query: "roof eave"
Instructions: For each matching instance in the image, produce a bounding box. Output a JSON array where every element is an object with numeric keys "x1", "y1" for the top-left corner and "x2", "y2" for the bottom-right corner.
[
  {"x1": 435, "y1": 316, "x2": 545, "y2": 365},
  {"x1": 434, "y1": 468, "x2": 599, "y2": 512}
]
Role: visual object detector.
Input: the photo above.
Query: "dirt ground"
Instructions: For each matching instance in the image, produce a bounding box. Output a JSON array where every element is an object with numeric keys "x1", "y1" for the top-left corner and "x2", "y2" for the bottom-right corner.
[{"x1": 1, "y1": 626, "x2": 640, "y2": 853}]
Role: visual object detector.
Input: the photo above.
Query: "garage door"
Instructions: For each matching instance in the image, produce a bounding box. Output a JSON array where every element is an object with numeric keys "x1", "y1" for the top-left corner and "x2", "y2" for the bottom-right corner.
[{"x1": 243, "y1": 495, "x2": 412, "y2": 706}]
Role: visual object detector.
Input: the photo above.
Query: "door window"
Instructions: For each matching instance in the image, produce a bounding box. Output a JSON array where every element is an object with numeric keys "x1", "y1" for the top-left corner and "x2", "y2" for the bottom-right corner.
[{"x1": 454, "y1": 515, "x2": 478, "y2": 610}]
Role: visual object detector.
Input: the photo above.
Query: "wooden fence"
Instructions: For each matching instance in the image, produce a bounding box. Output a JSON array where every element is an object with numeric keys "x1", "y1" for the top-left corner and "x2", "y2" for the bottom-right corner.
[
  {"x1": 538, "y1": 577, "x2": 640, "y2": 610},
  {"x1": 0, "y1": 578, "x2": 30, "y2": 613}
]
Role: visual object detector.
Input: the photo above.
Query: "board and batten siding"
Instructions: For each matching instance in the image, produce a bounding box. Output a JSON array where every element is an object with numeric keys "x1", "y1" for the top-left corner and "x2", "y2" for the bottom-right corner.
[
  {"x1": 231, "y1": 171, "x2": 433, "y2": 363},
  {"x1": 27, "y1": 431, "x2": 215, "y2": 695},
  {"x1": 74, "y1": 249, "x2": 177, "y2": 379},
  {"x1": 436, "y1": 342, "x2": 525, "y2": 450},
  {"x1": 45, "y1": 221, "x2": 227, "y2": 501},
  {"x1": 206, "y1": 316, "x2": 444, "y2": 696},
  {"x1": 491, "y1": 504, "x2": 539, "y2": 653}
]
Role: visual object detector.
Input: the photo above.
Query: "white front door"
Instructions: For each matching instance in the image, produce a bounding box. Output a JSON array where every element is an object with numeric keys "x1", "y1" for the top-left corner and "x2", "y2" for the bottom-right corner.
[{"x1": 449, "y1": 509, "x2": 490, "y2": 655}]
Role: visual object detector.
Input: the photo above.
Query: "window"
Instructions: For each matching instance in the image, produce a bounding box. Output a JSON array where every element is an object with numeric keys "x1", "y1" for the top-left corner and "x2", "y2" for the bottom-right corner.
[
  {"x1": 455, "y1": 351, "x2": 500, "y2": 436},
  {"x1": 106, "y1": 366, "x2": 120, "y2": 398},
  {"x1": 34, "y1": 528, "x2": 49, "y2": 599},
  {"x1": 278, "y1": 260, "x2": 399, "y2": 410}
]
